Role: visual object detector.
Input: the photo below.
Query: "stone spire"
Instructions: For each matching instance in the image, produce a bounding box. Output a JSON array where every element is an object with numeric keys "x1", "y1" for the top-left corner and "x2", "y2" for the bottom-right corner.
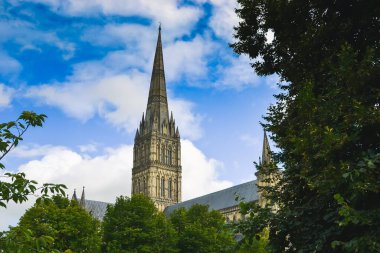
[
  {"x1": 145, "y1": 25, "x2": 170, "y2": 132},
  {"x1": 71, "y1": 189, "x2": 78, "y2": 202},
  {"x1": 80, "y1": 186, "x2": 86, "y2": 208},
  {"x1": 132, "y1": 26, "x2": 182, "y2": 212},
  {"x1": 262, "y1": 130, "x2": 271, "y2": 165}
]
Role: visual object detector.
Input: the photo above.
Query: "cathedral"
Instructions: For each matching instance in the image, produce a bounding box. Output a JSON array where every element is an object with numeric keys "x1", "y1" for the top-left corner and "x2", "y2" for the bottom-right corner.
[{"x1": 73, "y1": 27, "x2": 273, "y2": 221}]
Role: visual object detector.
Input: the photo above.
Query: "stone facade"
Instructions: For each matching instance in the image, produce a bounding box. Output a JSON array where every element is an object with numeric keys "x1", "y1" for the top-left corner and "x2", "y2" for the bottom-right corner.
[{"x1": 132, "y1": 27, "x2": 182, "y2": 211}]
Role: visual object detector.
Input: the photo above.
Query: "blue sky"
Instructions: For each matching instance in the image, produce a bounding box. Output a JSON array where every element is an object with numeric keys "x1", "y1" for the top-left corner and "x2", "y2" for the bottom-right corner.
[{"x1": 0, "y1": 0, "x2": 278, "y2": 229}]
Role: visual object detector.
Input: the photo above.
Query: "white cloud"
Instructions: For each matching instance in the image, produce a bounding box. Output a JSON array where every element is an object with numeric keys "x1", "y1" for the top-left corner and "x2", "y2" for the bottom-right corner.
[
  {"x1": 0, "y1": 200, "x2": 35, "y2": 231},
  {"x1": 265, "y1": 74, "x2": 281, "y2": 89},
  {"x1": 26, "y1": 45, "x2": 204, "y2": 139},
  {"x1": 165, "y1": 36, "x2": 216, "y2": 83},
  {"x1": 0, "y1": 140, "x2": 232, "y2": 230},
  {"x1": 170, "y1": 99, "x2": 203, "y2": 140},
  {"x1": 208, "y1": 0, "x2": 239, "y2": 42},
  {"x1": 182, "y1": 140, "x2": 233, "y2": 200},
  {"x1": 25, "y1": 0, "x2": 201, "y2": 37},
  {"x1": 215, "y1": 55, "x2": 261, "y2": 89},
  {"x1": 0, "y1": 19, "x2": 75, "y2": 60},
  {"x1": 0, "y1": 52, "x2": 22, "y2": 77},
  {"x1": 27, "y1": 72, "x2": 150, "y2": 132},
  {"x1": 78, "y1": 143, "x2": 98, "y2": 153},
  {"x1": 0, "y1": 84, "x2": 15, "y2": 107}
]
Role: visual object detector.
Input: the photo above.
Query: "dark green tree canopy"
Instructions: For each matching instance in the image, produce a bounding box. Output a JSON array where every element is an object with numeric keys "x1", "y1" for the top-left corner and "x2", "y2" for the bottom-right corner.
[
  {"x1": 170, "y1": 204, "x2": 235, "y2": 253},
  {"x1": 2, "y1": 196, "x2": 101, "y2": 252},
  {"x1": 102, "y1": 194, "x2": 177, "y2": 253},
  {"x1": 232, "y1": 0, "x2": 379, "y2": 252}
]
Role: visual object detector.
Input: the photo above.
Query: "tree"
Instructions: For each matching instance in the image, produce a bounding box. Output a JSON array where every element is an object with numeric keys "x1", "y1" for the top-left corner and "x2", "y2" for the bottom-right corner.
[
  {"x1": 0, "y1": 111, "x2": 66, "y2": 208},
  {"x1": 234, "y1": 201, "x2": 271, "y2": 253},
  {"x1": 1, "y1": 196, "x2": 101, "y2": 252},
  {"x1": 102, "y1": 194, "x2": 177, "y2": 253},
  {"x1": 232, "y1": 0, "x2": 379, "y2": 252},
  {"x1": 170, "y1": 204, "x2": 235, "y2": 253}
]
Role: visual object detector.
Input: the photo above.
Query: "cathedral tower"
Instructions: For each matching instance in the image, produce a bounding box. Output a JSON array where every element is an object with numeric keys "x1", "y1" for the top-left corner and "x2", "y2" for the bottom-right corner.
[{"x1": 132, "y1": 27, "x2": 182, "y2": 211}]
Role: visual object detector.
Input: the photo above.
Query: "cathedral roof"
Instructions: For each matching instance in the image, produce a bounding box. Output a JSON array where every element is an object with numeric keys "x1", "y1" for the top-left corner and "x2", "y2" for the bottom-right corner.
[
  {"x1": 164, "y1": 180, "x2": 258, "y2": 215},
  {"x1": 84, "y1": 199, "x2": 109, "y2": 220},
  {"x1": 79, "y1": 181, "x2": 258, "y2": 219}
]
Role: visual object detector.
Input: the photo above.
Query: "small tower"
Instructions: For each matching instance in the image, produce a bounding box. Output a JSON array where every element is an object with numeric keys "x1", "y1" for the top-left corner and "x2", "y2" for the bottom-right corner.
[
  {"x1": 256, "y1": 130, "x2": 274, "y2": 207},
  {"x1": 80, "y1": 186, "x2": 86, "y2": 208},
  {"x1": 71, "y1": 189, "x2": 78, "y2": 202},
  {"x1": 131, "y1": 26, "x2": 182, "y2": 211}
]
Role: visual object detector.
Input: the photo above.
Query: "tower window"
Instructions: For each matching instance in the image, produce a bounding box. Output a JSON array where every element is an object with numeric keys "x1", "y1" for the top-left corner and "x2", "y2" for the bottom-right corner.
[
  {"x1": 165, "y1": 145, "x2": 168, "y2": 164},
  {"x1": 156, "y1": 176, "x2": 159, "y2": 196},
  {"x1": 161, "y1": 145, "x2": 165, "y2": 163},
  {"x1": 168, "y1": 178, "x2": 172, "y2": 198},
  {"x1": 161, "y1": 177, "x2": 165, "y2": 197},
  {"x1": 157, "y1": 144, "x2": 160, "y2": 162},
  {"x1": 168, "y1": 148, "x2": 172, "y2": 165}
]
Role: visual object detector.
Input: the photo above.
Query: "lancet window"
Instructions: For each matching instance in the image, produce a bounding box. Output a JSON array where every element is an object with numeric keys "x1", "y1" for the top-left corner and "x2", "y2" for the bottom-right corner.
[
  {"x1": 161, "y1": 177, "x2": 165, "y2": 197},
  {"x1": 168, "y1": 178, "x2": 172, "y2": 198}
]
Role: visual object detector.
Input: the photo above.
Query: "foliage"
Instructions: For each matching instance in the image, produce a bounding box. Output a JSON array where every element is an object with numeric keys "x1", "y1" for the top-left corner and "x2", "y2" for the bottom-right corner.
[
  {"x1": 1, "y1": 196, "x2": 101, "y2": 252},
  {"x1": 0, "y1": 111, "x2": 66, "y2": 208},
  {"x1": 0, "y1": 228, "x2": 58, "y2": 253},
  {"x1": 102, "y1": 194, "x2": 177, "y2": 253},
  {"x1": 170, "y1": 204, "x2": 235, "y2": 253},
  {"x1": 234, "y1": 228, "x2": 269, "y2": 253},
  {"x1": 232, "y1": 0, "x2": 379, "y2": 252},
  {"x1": 234, "y1": 199, "x2": 272, "y2": 253}
]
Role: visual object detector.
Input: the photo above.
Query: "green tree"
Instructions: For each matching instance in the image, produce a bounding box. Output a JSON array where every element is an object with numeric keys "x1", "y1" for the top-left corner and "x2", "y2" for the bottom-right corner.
[
  {"x1": 0, "y1": 111, "x2": 66, "y2": 208},
  {"x1": 102, "y1": 194, "x2": 177, "y2": 253},
  {"x1": 232, "y1": 0, "x2": 379, "y2": 252},
  {"x1": 170, "y1": 204, "x2": 235, "y2": 253},
  {"x1": 234, "y1": 201, "x2": 272, "y2": 253},
  {"x1": 2, "y1": 196, "x2": 101, "y2": 252}
]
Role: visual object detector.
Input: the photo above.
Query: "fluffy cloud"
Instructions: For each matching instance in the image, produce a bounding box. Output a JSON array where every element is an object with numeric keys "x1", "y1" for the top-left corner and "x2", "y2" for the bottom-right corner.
[
  {"x1": 26, "y1": 70, "x2": 203, "y2": 139},
  {"x1": 181, "y1": 140, "x2": 232, "y2": 200},
  {"x1": 0, "y1": 84, "x2": 15, "y2": 107},
  {"x1": 215, "y1": 55, "x2": 261, "y2": 89},
  {"x1": 0, "y1": 52, "x2": 22, "y2": 77},
  {"x1": 170, "y1": 99, "x2": 203, "y2": 140},
  {"x1": 208, "y1": 0, "x2": 240, "y2": 42},
  {"x1": 27, "y1": 73, "x2": 149, "y2": 131},
  {"x1": 0, "y1": 140, "x2": 232, "y2": 230},
  {"x1": 0, "y1": 17, "x2": 75, "y2": 60},
  {"x1": 24, "y1": 0, "x2": 201, "y2": 37},
  {"x1": 165, "y1": 35, "x2": 216, "y2": 84}
]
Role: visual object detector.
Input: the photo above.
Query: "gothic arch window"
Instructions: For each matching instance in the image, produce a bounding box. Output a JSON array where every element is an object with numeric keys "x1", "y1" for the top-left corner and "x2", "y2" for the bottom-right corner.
[
  {"x1": 156, "y1": 175, "x2": 159, "y2": 197},
  {"x1": 161, "y1": 177, "x2": 165, "y2": 197},
  {"x1": 168, "y1": 178, "x2": 172, "y2": 198},
  {"x1": 138, "y1": 179, "x2": 141, "y2": 193},
  {"x1": 143, "y1": 178, "x2": 146, "y2": 194},
  {"x1": 157, "y1": 144, "x2": 160, "y2": 162},
  {"x1": 161, "y1": 145, "x2": 165, "y2": 163},
  {"x1": 173, "y1": 179, "x2": 178, "y2": 197},
  {"x1": 165, "y1": 145, "x2": 168, "y2": 164},
  {"x1": 168, "y1": 147, "x2": 172, "y2": 165},
  {"x1": 146, "y1": 144, "x2": 149, "y2": 162}
]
